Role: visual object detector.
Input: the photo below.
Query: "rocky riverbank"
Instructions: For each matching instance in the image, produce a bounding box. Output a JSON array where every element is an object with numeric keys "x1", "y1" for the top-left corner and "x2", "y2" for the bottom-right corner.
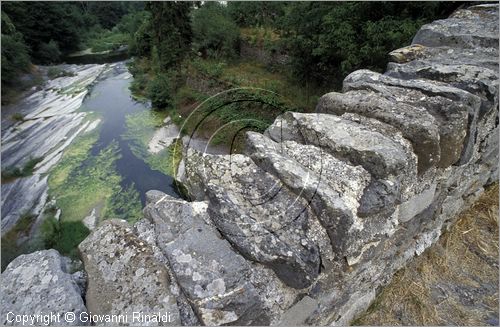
[
  {"x1": 1, "y1": 64, "x2": 105, "y2": 236},
  {"x1": 1, "y1": 4, "x2": 498, "y2": 326}
]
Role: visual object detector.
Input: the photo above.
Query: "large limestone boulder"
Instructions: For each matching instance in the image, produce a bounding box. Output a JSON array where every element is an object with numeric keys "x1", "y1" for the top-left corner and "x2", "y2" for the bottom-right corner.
[
  {"x1": 412, "y1": 4, "x2": 499, "y2": 49},
  {"x1": 0, "y1": 249, "x2": 87, "y2": 326},
  {"x1": 180, "y1": 150, "x2": 321, "y2": 289},
  {"x1": 78, "y1": 219, "x2": 180, "y2": 325},
  {"x1": 143, "y1": 191, "x2": 272, "y2": 325},
  {"x1": 342, "y1": 69, "x2": 478, "y2": 167}
]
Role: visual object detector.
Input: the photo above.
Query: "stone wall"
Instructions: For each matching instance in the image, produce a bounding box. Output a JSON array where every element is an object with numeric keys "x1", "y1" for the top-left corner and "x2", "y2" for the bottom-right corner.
[{"x1": 1, "y1": 4, "x2": 498, "y2": 326}]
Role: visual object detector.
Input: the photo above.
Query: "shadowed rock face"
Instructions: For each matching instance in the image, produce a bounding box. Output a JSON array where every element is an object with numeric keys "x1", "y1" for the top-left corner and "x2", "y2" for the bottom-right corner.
[{"x1": 2, "y1": 4, "x2": 497, "y2": 326}]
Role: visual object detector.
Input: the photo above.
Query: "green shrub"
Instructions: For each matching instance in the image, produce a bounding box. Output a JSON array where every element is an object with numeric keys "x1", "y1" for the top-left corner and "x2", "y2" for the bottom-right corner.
[
  {"x1": 36, "y1": 40, "x2": 61, "y2": 64},
  {"x1": 240, "y1": 27, "x2": 280, "y2": 50},
  {"x1": 147, "y1": 73, "x2": 172, "y2": 109},
  {"x1": 87, "y1": 31, "x2": 128, "y2": 52},
  {"x1": 11, "y1": 113, "x2": 24, "y2": 121},
  {"x1": 53, "y1": 221, "x2": 90, "y2": 258},
  {"x1": 1, "y1": 213, "x2": 36, "y2": 271},
  {"x1": 174, "y1": 85, "x2": 205, "y2": 106},
  {"x1": 192, "y1": 2, "x2": 240, "y2": 59},
  {"x1": 40, "y1": 216, "x2": 59, "y2": 248},
  {"x1": 47, "y1": 67, "x2": 76, "y2": 79},
  {"x1": 191, "y1": 58, "x2": 226, "y2": 79},
  {"x1": 40, "y1": 217, "x2": 90, "y2": 258},
  {"x1": 22, "y1": 157, "x2": 44, "y2": 175},
  {"x1": 1, "y1": 157, "x2": 43, "y2": 180}
]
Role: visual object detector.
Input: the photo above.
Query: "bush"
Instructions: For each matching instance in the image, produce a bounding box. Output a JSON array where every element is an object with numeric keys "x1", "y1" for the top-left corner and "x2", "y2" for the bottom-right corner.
[
  {"x1": 1, "y1": 157, "x2": 43, "y2": 179},
  {"x1": 87, "y1": 30, "x2": 128, "y2": 52},
  {"x1": 54, "y1": 221, "x2": 90, "y2": 257},
  {"x1": 1, "y1": 213, "x2": 36, "y2": 271},
  {"x1": 147, "y1": 73, "x2": 173, "y2": 109},
  {"x1": 47, "y1": 67, "x2": 75, "y2": 79},
  {"x1": 40, "y1": 218, "x2": 90, "y2": 258},
  {"x1": 240, "y1": 27, "x2": 280, "y2": 50},
  {"x1": 1, "y1": 12, "x2": 30, "y2": 85},
  {"x1": 36, "y1": 40, "x2": 61, "y2": 64},
  {"x1": 191, "y1": 58, "x2": 226, "y2": 79},
  {"x1": 40, "y1": 216, "x2": 59, "y2": 248},
  {"x1": 192, "y1": 2, "x2": 240, "y2": 59},
  {"x1": 11, "y1": 113, "x2": 24, "y2": 121}
]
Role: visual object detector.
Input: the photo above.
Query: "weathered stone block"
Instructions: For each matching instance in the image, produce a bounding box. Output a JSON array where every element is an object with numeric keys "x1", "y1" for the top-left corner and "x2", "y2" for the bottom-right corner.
[
  {"x1": 1, "y1": 250, "x2": 87, "y2": 326},
  {"x1": 78, "y1": 219, "x2": 180, "y2": 325}
]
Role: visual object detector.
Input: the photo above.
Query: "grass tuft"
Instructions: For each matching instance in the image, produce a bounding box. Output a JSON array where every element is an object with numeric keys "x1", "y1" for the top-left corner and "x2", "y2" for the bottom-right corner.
[
  {"x1": 2, "y1": 157, "x2": 44, "y2": 181},
  {"x1": 11, "y1": 113, "x2": 25, "y2": 121},
  {"x1": 1, "y1": 213, "x2": 37, "y2": 271}
]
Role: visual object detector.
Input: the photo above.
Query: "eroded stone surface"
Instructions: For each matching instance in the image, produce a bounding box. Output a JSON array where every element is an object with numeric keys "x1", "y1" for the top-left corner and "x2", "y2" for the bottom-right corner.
[
  {"x1": 12, "y1": 5, "x2": 496, "y2": 327},
  {"x1": 1, "y1": 250, "x2": 87, "y2": 326},
  {"x1": 78, "y1": 219, "x2": 180, "y2": 325},
  {"x1": 143, "y1": 192, "x2": 271, "y2": 325},
  {"x1": 316, "y1": 90, "x2": 440, "y2": 173},
  {"x1": 180, "y1": 151, "x2": 321, "y2": 289}
]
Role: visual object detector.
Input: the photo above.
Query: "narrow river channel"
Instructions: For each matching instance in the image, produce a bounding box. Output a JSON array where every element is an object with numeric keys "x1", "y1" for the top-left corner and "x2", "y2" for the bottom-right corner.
[
  {"x1": 1, "y1": 60, "x2": 184, "y2": 270},
  {"x1": 81, "y1": 62, "x2": 179, "y2": 204}
]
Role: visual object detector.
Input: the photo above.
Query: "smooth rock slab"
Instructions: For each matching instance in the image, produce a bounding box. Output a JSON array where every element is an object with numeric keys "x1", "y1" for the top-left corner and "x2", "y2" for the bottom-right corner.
[
  {"x1": 0, "y1": 249, "x2": 87, "y2": 326},
  {"x1": 78, "y1": 219, "x2": 180, "y2": 326},
  {"x1": 1, "y1": 175, "x2": 48, "y2": 236},
  {"x1": 147, "y1": 118, "x2": 180, "y2": 154}
]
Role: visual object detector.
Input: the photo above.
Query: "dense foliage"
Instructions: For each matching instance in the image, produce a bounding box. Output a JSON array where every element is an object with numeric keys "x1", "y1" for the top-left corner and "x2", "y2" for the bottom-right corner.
[
  {"x1": 1, "y1": 1, "x2": 145, "y2": 96},
  {"x1": 227, "y1": 2, "x2": 287, "y2": 28},
  {"x1": 1, "y1": 11, "x2": 30, "y2": 84},
  {"x1": 192, "y1": 2, "x2": 240, "y2": 59},
  {"x1": 278, "y1": 2, "x2": 460, "y2": 86},
  {"x1": 2, "y1": 1, "x2": 460, "y2": 96},
  {"x1": 147, "y1": 2, "x2": 192, "y2": 72},
  {"x1": 2, "y1": 2, "x2": 84, "y2": 62}
]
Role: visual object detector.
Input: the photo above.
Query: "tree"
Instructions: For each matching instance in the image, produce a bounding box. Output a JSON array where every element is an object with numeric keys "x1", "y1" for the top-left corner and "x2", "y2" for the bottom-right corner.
[
  {"x1": 278, "y1": 2, "x2": 460, "y2": 88},
  {"x1": 129, "y1": 11, "x2": 153, "y2": 57},
  {"x1": 227, "y1": 2, "x2": 287, "y2": 28},
  {"x1": 1, "y1": 11, "x2": 30, "y2": 85},
  {"x1": 192, "y1": 2, "x2": 240, "y2": 58},
  {"x1": 2, "y1": 2, "x2": 84, "y2": 62},
  {"x1": 147, "y1": 2, "x2": 192, "y2": 72},
  {"x1": 36, "y1": 40, "x2": 61, "y2": 64},
  {"x1": 147, "y1": 73, "x2": 173, "y2": 109}
]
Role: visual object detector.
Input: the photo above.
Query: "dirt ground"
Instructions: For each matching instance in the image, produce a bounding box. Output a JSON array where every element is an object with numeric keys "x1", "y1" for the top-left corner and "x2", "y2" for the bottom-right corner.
[{"x1": 353, "y1": 183, "x2": 499, "y2": 326}]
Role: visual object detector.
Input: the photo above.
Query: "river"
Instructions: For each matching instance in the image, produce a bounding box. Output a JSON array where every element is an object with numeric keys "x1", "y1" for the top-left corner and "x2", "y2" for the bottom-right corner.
[
  {"x1": 1, "y1": 60, "x2": 189, "y2": 269},
  {"x1": 81, "y1": 62, "x2": 179, "y2": 204}
]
